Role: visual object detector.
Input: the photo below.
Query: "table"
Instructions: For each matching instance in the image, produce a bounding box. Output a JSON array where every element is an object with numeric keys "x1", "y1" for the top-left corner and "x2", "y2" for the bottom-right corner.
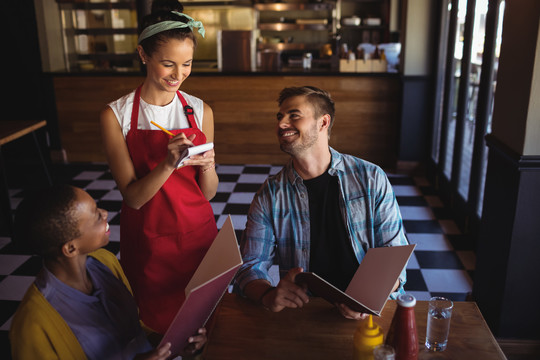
[
  {"x1": 0, "y1": 120, "x2": 51, "y2": 234},
  {"x1": 202, "y1": 293, "x2": 507, "y2": 360}
]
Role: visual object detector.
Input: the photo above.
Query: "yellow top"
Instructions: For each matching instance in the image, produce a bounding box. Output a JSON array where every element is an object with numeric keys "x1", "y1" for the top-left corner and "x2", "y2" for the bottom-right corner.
[
  {"x1": 9, "y1": 249, "x2": 149, "y2": 360},
  {"x1": 354, "y1": 315, "x2": 384, "y2": 348}
]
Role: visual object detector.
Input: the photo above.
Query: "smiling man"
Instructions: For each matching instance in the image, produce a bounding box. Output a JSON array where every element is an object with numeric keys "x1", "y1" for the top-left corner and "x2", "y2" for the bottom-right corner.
[{"x1": 235, "y1": 86, "x2": 409, "y2": 320}]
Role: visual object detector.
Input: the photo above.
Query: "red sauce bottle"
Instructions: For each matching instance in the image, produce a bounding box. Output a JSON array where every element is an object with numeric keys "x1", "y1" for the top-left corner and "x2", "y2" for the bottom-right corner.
[{"x1": 385, "y1": 294, "x2": 418, "y2": 360}]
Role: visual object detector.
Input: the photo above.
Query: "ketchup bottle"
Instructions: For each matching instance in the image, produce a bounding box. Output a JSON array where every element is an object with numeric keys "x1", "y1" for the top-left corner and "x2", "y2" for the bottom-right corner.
[{"x1": 385, "y1": 294, "x2": 418, "y2": 360}]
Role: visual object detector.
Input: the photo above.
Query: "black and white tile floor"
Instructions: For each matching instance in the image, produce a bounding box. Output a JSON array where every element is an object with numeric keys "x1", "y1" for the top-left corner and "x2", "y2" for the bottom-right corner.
[{"x1": 0, "y1": 163, "x2": 475, "y2": 358}]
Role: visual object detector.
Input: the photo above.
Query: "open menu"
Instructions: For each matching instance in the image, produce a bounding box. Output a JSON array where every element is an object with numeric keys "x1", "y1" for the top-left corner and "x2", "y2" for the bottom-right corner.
[
  {"x1": 176, "y1": 142, "x2": 214, "y2": 168},
  {"x1": 159, "y1": 215, "x2": 242, "y2": 357},
  {"x1": 295, "y1": 244, "x2": 415, "y2": 316}
]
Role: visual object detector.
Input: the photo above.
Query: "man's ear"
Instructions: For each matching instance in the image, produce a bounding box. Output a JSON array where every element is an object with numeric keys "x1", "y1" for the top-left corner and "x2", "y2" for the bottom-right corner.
[
  {"x1": 319, "y1": 114, "x2": 331, "y2": 132},
  {"x1": 61, "y1": 240, "x2": 78, "y2": 258}
]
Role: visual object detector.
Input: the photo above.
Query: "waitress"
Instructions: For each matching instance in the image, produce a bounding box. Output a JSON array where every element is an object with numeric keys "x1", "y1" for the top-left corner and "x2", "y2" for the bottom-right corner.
[{"x1": 100, "y1": 0, "x2": 218, "y2": 334}]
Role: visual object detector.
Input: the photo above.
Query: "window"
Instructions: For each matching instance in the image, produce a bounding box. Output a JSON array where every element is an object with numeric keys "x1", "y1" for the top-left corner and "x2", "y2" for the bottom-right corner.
[{"x1": 430, "y1": 0, "x2": 505, "y2": 220}]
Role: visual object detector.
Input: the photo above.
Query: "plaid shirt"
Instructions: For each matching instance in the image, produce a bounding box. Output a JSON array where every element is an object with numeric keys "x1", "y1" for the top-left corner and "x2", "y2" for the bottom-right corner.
[{"x1": 235, "y1": 148, "x2": 408, "y2": 299}]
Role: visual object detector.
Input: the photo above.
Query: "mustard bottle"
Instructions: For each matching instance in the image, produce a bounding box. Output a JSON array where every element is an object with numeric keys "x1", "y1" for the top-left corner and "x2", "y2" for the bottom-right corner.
[{"x1": 353, "y1": 315, "x2": 384, "y2": 360}]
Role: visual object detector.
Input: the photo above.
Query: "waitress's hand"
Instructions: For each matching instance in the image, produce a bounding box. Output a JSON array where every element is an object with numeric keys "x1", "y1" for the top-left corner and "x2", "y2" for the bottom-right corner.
[
  {"x1": 184, "y1": 148, "x2": 216, "y2": 173},
  {"x1": 166, "y1": 133, "x2": 196, "y2": 170}
]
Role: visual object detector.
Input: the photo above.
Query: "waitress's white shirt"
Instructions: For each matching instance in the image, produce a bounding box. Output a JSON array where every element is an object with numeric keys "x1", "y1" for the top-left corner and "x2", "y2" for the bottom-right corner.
[{"x1": 108, "y1": 89, "x2": 204, "y2": 139}]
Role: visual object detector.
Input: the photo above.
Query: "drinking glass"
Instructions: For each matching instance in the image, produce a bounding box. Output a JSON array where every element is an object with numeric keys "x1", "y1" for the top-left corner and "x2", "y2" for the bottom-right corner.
[
  {"x1": 425, "y1": 297, "x2": 453, "y2": 351},
  {"x1": 373, "y1": 344, "x2": 395, "y2": 360}
]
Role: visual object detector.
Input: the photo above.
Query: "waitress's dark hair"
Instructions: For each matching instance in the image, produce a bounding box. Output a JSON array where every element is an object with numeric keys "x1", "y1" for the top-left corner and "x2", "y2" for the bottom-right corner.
[
  {"x1": 13, "y1": 184, "x2": 81, "y2": 260},
  {"x1": 139, "y1": 0, "x2": 197, "y2": 57}
]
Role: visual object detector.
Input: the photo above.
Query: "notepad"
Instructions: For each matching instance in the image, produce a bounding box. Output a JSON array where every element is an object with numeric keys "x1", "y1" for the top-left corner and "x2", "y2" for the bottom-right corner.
[
  {"x1": 159, "y1": 216, "x2": 242, "y2": 357},
  {"x1": 295, "y1": 244, "x2": 415, "y2": 316},
  {"x1": 176, "y1": 142, "x2": 214, "y2": 168}
]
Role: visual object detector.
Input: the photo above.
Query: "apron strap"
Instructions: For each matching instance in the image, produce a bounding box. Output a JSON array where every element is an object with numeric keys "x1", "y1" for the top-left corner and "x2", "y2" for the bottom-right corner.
[
  {"x1": 131, "y1": 85, "x2": 143, "y2": 130},
  {"x1": 176, "y1": 91, "x2": 199, "y2": 129}
]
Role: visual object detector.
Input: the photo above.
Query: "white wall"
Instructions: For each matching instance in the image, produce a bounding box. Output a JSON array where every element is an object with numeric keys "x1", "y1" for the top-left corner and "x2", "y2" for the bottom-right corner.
[
  {"x1": 402, "y1": 0, "x2": 433, "y2": 76},
  {"x1": 524, "y1": 19, "x2": 540, "y2": 155},
  {"x1": 34, "y1": 0, "x2": 66, "y2": 72}
]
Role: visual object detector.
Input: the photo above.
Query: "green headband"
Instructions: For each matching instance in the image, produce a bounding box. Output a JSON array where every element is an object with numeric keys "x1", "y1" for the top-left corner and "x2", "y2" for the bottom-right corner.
[{"x1": 138, "y1": 11, "x2": 205, "y2": 44}]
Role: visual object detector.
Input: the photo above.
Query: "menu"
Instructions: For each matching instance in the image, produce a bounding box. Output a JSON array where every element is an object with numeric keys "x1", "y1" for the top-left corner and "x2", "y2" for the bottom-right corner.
[
  {"x1": 159, "y1": 216, "x2": 242, "y2": 356},
  {"x1": 295, "y1": 244, "x2": 415, "y2": 316}
]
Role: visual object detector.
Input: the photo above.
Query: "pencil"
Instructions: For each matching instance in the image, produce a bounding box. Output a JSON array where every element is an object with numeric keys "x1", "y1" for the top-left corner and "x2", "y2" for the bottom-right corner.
[{"x1": 150, "y1": 121, "x2": 175, "y2": 137}]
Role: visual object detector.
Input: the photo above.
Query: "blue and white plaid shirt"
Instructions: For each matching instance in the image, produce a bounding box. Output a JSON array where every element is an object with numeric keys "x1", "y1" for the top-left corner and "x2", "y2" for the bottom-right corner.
[{"x1": 235, "y1": 147, "x2": 409, "y2": 299}]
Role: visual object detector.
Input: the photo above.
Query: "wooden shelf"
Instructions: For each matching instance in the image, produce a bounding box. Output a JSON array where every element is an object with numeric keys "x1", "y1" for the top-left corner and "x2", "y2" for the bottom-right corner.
[
  {"x1": 58, "y1": 0, "x2": 139, "y2": 72},
  {"x1": 258, "y1": 23, "x2": 331, "y2": 31},
  {"x1": 76, "y1": 53, "x2": 137, "y2": 61},
  {"x1": 254, "y1": 3, "x2": 334, "y2": 11},
  {"x1": 66, "y1": 28, "x2": 138, "y2": 36},
  {"x1": 258, "y1": 42, "x2": 326, "y2": 51},
  {"x1": 56, "y1": 0, "x2": 136, "y2": 10},
  {"x1": 340, "y1": 25, "x2": 385, "y2": 30},
  {"x1": 337, "y1": 0, "x2": 391, "y2": 45}
]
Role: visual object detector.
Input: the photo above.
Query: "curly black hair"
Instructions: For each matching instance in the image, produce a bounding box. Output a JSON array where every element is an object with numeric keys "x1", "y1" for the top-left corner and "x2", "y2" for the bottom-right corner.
[{"x1": 13, "y1": 184, "x2": 81, "y2": 260}]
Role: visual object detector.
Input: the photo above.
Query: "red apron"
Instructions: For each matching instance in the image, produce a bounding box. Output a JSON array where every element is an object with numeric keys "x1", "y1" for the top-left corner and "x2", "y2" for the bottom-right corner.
[{"x1": 120, "y1": 86, "x2": 217, "y2": 334}]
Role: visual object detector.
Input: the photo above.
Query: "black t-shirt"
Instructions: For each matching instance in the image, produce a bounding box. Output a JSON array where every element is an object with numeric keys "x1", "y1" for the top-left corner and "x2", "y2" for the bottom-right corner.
[{"x1": 304, "y1": 170, "x2": 359, "y2": 291}]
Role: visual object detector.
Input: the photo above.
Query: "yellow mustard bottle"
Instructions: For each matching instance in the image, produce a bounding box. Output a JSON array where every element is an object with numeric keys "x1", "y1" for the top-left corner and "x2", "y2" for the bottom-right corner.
[{"x1": 353, "y1": 315, "x2": 384, "y2": 360}]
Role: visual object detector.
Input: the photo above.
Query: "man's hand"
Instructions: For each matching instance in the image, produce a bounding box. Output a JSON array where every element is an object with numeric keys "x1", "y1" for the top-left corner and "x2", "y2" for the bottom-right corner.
[
  {"x1": 335, "y1": 303, "x2": 369, "y2": 320},
  {"x1": 261, "y1": 267, "x2": 310, "y2": 312}
]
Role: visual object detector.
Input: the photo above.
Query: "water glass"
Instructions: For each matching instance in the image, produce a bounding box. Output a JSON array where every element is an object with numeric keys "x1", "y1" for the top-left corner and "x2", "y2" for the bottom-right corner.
[
  {"x1": 373, "y1": 344, "x2": 395, "y2": 360},
  {"x1": 425, "y1": 297, "x2": 453, "y2": 351}
]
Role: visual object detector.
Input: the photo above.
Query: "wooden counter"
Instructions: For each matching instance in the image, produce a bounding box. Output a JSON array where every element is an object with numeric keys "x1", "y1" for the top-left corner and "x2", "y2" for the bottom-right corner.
[{"x1": 53, "y1": 74, "x2": 400, "y2": 167}]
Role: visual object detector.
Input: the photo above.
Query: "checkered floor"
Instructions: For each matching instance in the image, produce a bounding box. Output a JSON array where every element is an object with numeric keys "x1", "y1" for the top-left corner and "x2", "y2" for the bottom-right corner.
[{"x1": 0, "y1": 163, "x2": 475, "y2": 358}]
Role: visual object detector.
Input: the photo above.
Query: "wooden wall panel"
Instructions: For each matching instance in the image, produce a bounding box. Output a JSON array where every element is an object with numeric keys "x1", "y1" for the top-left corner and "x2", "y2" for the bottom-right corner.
[
  {"x1": 54, "y1": 76, "x2": 143, "y2": 163},
  {"x1": 53, "y1": 75, "x2": 400, "y2": 168}
]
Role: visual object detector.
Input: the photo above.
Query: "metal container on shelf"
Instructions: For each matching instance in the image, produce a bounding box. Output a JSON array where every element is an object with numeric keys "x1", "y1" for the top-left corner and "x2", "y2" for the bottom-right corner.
[
  {"x1": 341, "y1": 16, "x2": 361, "y2": 26},
  {"x1": 259, "y1": 49, "x2": 281, "y2": 71},
  {"x1": 217, "y1": 30, "x2": 256, "y2": 72}
]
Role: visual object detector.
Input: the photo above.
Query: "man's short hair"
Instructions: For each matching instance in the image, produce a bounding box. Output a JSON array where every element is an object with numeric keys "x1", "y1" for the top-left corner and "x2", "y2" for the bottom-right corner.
[
  {"x1": 277, "y1": 86, "x2": 336, "y2": 137},
  {"x1": 13, "y1": 184, "x2": 81, "y2": 260}
]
